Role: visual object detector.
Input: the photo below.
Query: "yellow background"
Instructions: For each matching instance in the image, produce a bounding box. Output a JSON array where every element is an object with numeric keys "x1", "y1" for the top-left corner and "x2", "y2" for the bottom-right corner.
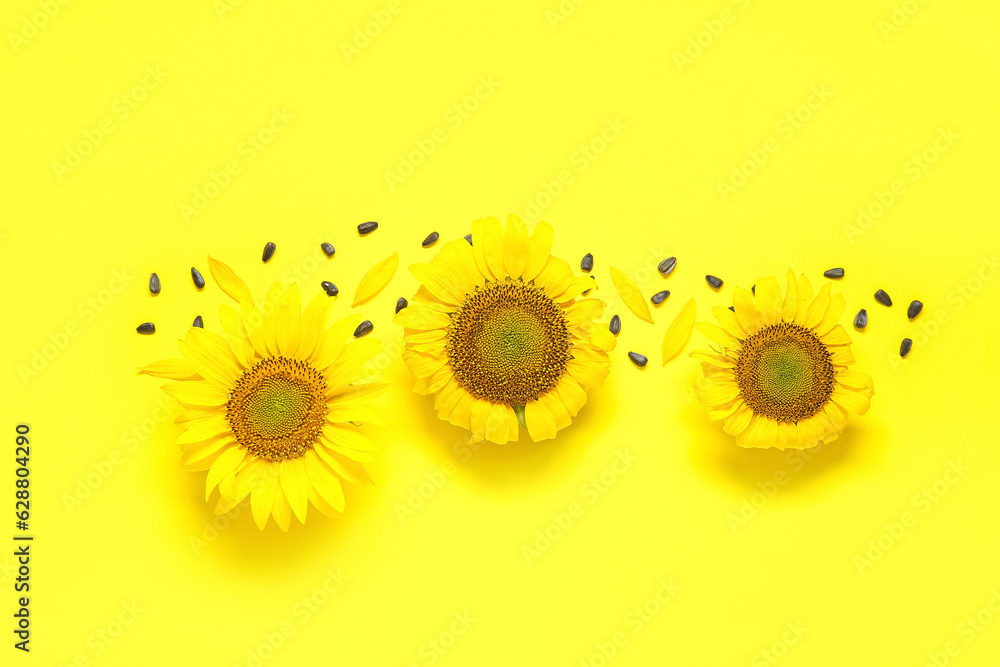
[{"x1": 2, "y1": 1, "x2": 999, "y2": 664}]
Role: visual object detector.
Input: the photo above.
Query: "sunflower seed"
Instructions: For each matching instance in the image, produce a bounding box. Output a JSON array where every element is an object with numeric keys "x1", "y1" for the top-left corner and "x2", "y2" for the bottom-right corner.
[
  {"x1": 581, "y1": 253, "x2": 594, "y2": 272},
  {"x1": 824, "y1": 267, "x2": 845, "y2": 279},
  {"x1": 321, "y1": 242, "x2": 336, "y2": 257},
  {"x1": 706, "y1": 275, "x2": 723, "y2": 289},
  {"x1": 321, "y1": 281, "x2": 339, "y2": 297},
  {"x1": 751, "y1": 284, "x2": 756, "y2": 295},
  {"x1": 900, "y1": 338, "x2": 912, "y2": 357},
  {"x1": 874, "y1": 289, "x2": 892, "y2": 306},
  {"x1": 422, "y1": 232, "x2": 440, "y2": 247},
  {"x1": 657, "y1": 257, "x2": 677, "y2": 275},
  {"x1": 650, "y1": 290, "x2": 670, "y2": 305},
  {"x1": 191, "y1": 267, "x2": 205, "y2": 289},
  {"x1": 854, "y1": 308, "x2": 868, "y2": 329},
  {"x1": 728, "y1": 306, "x2": 735, "y2": 311},
  {"x1": 148, "y1": 273, "x2": 160, "y2": 295},
  {"x1": 628, "y1": 351, "x2": 648, "y2": 367},
  {"x1": 358, "y1": 221, "x2": 378, "y2": 235},
  {"x1": 609, "y1": 314, "x2": 621, "y2": 336},
  {"x1": 262, "y1": 242, "x2": 276, "y2": 262},
  {"x1": 907, "y1": 300, "x2": 923, "y2": 319},
  {"x1": 354, "y1": 320, "x2": 374, "y2": 338},
  {"x1": 136, "y1": 322, "x2": 155, "y2": 334},
  {"x1": 395, "y1": 297, "x2": 408, "y2": 314},
  {"x1": 193, "y1": 315, "x2": 204, "y2": 328},
  {"x1": 464, "y1": 233, "x2": 472, "y2": 245}
]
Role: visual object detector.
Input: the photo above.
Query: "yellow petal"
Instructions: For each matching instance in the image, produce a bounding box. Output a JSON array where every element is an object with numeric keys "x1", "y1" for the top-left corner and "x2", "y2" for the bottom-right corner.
[
  {"x1": 240, "y1": 301, "x2": 268, "y2": 357},
  {"x1": 695, "y1": 321, "x2": 739, "y2": 347},
  {"x1": 138, "y1": 359, "x2": 199, "y2": 380},
  {"x1": 280, "y1": 459, "x2": 310, "y2": 523},
  {"x1": 836, "y1": 370, "x2": 874, "y2": 393},
  {"x1": 534, "y1": 256, "x2": 575, "y2": 298},
  {"x1": 566, "y1": 358, "x2": 609, "y2": 389},
  {"x1": 470, "y1": 217, "x2": 497, "y2": 281},
  {"x1": 313, "y1": 447, "x2": 373, "y2": 486},
  {"x1": 410, "y1": 260, "x2": 465, "y2": 306},
  {"x1": 206, "y1": 446, "x2": 245, "y2": 500},
  {"x1": 482, "y1": 216, "x2": 506, "y2": 278},
  {"x1": 275, "y1": 283, "x2": 302, "y2": 356},
  {"x1": 802, "y1": 283, "x2": 832, "y2": 330},
  {"x1": 303, "y1": 450, "x2": 345, "y2": 512},
  {"x1": 250, "y1": 464, "x2": 280, "y2": 530},
  {"x1": 502, "y1": 213, "x2": 529, "y2": 278},
  {"x1": 261, "y1": 282, "x2": 284, "y2": 356},
  {"x1": 522, "y1": 221, "x2": 553, "y2": 281},
  {"x1": 795, "y1": 273, "x2": 814, "y2": 324},
  {"x1": 821, "y1": 324, "x2": 853, "y2": 347},
  {"x1": 555, "y1": 377, "x2": 587, "y2": 417},
  {"x1": 177, "y1": 337, "x2": 237, "y2": 388},
  {"x1": 485, "y1": 402, "x2": 512, "y2": 444},
  {"x1": 563, "y1": 299, "x2": 605, "y2": 326},
  {"x1": 524, "y1": 399, "x2": 557, "y2": 441},
  {"x1": 219, "y1": 305, "x2": 255, "y2": 368},
  {"x1": 438, "y1": 238, "x2": 482, "y2": 292},
  {"x1": 754, "y1": 276, "x2": 783, "y2": 325},
  {"x1": 815, "y1": 292, "x2": 846, "y2": 336},
  {"x1": 609, "y1": 267, "x2": 654, "y2": 324},
  {"x1": 393, "y1": 305, "x2": 451, "y2": 331},
  {"x1": 781, "y1": 269, "x2": 798, "y2": 322},
  {"x1": 298, "y1": 292, "x2": 335, "y2": 360},
  {"x1": 693, "y1": 378, "x2": 740, "y2": 406},
  {"x1": 352, "y1": 252, "x2": 399, "y2": 307},
  {"x1": 661, "y1": 298, "x2": 697, "y2": 365},
  {"x1": 711, "y1": 306, "x2": 746, "y2": 340},
  {"x1": 732, "y1": 287, "x2": 761, "y2": 335},
  {"x1": 689, "y1": 350, "x2": 736, "y2": 368},
  {"x1": 832, "y1": 386, "x2": 871, "y2": 415},
  {"x1": 161, "y1": 381, "x2": 230, "y2": 407},
  {"x1": 207, "y1": 256, "x2": 254, "y2": 306},
  {"x1": 271, "y1": 485, "x2": 292, "y2": 531}
]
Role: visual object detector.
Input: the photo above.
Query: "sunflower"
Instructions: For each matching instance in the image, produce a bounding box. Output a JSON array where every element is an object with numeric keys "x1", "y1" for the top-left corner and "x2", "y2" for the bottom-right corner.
[
  {"x1": 691, "y1": 271, "x2": 874, "y2": 449},
  {"x1": 139, "y1": 257, "x2": 385, "y2": 530},
  {"x1": 394, "y1": 215, "x2": 615, "y2": 444}
]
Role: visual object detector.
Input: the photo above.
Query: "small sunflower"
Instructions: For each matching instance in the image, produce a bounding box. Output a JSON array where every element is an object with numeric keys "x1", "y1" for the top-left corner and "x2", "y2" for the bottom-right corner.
[
  {"x1": 692, "y1": 271, "x2": 874, "y2": 449},
  {"x1": 140, "y1": 257, "x2": 385, "y2": 530},
  {"x1": 394, "y1": 215, "x2": 615, "y2": 444}
]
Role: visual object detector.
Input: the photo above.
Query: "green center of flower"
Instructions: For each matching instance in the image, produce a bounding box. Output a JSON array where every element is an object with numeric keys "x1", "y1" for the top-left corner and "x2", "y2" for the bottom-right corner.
[
  {"x1": 735, "y1": 322, "x2": 834, "y2": 423},
  {"x1": 446, "y1": 278, "x2": 570, "y2": 405},
  {"x1": 226, "y1": 356, "x2": 328, "y2": 461}
]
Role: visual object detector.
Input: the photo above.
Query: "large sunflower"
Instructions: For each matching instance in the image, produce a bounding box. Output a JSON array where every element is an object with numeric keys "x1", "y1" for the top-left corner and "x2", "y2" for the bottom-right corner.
[
  {"x1": 140, "y1": 257, "x2": 385, "y2": 530},
  {"x1": 394, "y1": 215, "x2": 615, "y2": 444},
  {"x1": 692, "y1": 271, "x2": 874, "y2": 449}
]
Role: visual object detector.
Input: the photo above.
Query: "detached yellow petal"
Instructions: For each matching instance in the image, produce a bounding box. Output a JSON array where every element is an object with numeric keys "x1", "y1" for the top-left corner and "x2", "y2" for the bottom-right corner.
[
  {"x1": 352, "y1": 252, "x2": 399, "y2": 307},
  {"x1": 207, "y1": 256, "x2": 254, "y2": 306},
  {"x1": 138, "y1": 359, "x2": 199, "y2": 380},
  {"x1": 661, "y1": 298, "x2": 697, "y2": 365},
  {"x1": 610, "y1": 267, "x2": 654, "y2": 324}
]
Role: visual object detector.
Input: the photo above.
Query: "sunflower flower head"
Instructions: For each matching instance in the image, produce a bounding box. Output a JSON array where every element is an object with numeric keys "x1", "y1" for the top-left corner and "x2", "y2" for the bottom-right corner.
[
  {"x1": 691, "y1": 270, "x2": 874, "y2": 449},
  {"x1": 139, "y1": 257, "x2": 386, "y2": 530},
  {"x1": 394, "y1": 215, "x2": 615, "y2": 444}
]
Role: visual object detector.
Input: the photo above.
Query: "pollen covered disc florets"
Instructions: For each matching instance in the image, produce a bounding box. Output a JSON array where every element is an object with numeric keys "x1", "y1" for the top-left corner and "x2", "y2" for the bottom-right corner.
[
  {"x1": 446, "y1": 278, "x2": 570, "y2": 405},
  {"x1": 735, "y1": 322, "x2": 835, "y2": 423},
  {"x1": 226, "y1": 356, "x2": 328, "y2": 461}
]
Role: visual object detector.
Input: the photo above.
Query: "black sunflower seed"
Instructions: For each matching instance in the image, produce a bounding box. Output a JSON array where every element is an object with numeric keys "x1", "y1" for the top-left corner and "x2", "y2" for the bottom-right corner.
[
  {"x1": 609, "y1": 314, "x2": 621, "y2": 336},
  {"x1": 191, "y1": 267, "x2": 205, "y2": 289},
  {"x1": 321, "y1": 242, "x2": 336, "y2": 257},
  {"x1": 192, "y1": 315, "x2": 204, "y2": 328},
  {"x1": 824, "y1": 268, "x2": 845, "y2": 279},
  {"x1": 706, "y1": 275, "x2": 723, "y2": 289},
  {"x1": 628, "y1": 351, "x2": 648, "y2": 367},
  {"x1": 148, "y1": 273, "x2": 160, "y2": 295},
  {"x1": 657, "y1": 257, "x2": 677, "y2": 275},
  {"x1": 751, "y1": 284, "x2": 755, "y2": 295},
  {"x1": 854, "y1": 308, "x2": 868, "y2": 329},
  {"x1": 581, "y1": 253, "x2": 594, "y2": 272},
  {"x1": 900, "y1": 338, "x2": 913, "y2": 357},
  {"x1": 650, "y1": 290, "x2": 670, "y2": 305},
  {"x1": 874, "y1": 289, "x2": 892, "y2": 307},
  {"x1": 358, "y1": 221, "x2": 378, "y2": 235},
  {"x1": 907, "y1": 300, "x2": 923, "y2": 319},
  {"x1": 728, "y1": 306, "x2": 735, "y2": 311},
  {"x1": 262, "y1": 242, "x2": 276, "y2": 263},
  {"x1": 396, "y1": 297, "x2": 408, "y2": 314},
  {"x1": 464, "y1": 233, "x2": 472, "y2": 245},
  {"x1": 321, "y1": 281, "x2": 339, "y2": 297},
  {"x1": 354, "y1": 320, "x2": 373, "y2": 338},
  {"x1": 422, "y1": 232, "x2": 440, "y2": 247},
  {"x1": 136, "y1": 322, "x2": 155, "y2": 334}
]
